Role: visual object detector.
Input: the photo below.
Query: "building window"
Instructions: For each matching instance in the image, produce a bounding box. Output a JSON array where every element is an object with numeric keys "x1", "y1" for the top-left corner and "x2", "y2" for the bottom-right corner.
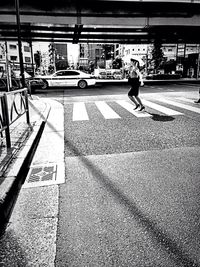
[
  {"x1": 10, "y1": 56, "x2": 17, "y2": 61},
  {"x1": 168, "y1": 49, "x2": 173, "y2": 52},
  {"x1": 25, "y1": 57, "x2": 31, "y2": 63},
  {"x1": 9, "y1": 44, "x2": 17, "y2": 50},
  {"x1": 24, "y1": 45, "x2": 30, "y2": 52}
]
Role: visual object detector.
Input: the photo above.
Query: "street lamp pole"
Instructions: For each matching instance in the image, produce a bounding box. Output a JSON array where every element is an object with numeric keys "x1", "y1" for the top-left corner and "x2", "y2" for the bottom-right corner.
[
  {"x1": 29, "y1": 39, "x2": 35, "y2": 76},
  {"x1": 15, "y1": 0, "x2": 25, "y2": 88},
  {"x1": 197, "y1": 44, "x2": 200, "y2": 79},
  {"x1": 5, "y1": 41, "x2": 11, "y2": 91}
]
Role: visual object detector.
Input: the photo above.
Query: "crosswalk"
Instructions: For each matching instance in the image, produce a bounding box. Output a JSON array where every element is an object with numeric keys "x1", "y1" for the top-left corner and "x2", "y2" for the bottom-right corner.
[
  {"x1": 73, "y1": 102, "x2": 89, "y2": 121},
  {"x1": 68, "y1": 97, "x2": 200, "y2": 122}
]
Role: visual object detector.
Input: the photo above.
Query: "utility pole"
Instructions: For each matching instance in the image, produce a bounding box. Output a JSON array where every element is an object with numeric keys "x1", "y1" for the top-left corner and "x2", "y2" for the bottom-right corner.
[
  {"x1": 29, "y1": 39, "x2": 35, "y2": 76},
  {"x1": 15, "y1": 0, "x2": 25, "y2": 87},
  {"x1": 197, "y1": 44, "x2": 200, "y2": 79}
]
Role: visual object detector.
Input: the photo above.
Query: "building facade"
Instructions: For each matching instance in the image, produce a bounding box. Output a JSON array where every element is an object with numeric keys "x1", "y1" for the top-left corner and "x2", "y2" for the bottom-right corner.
[{"x1": 0, "y1": 41, "x2": 34, "y2": 74}]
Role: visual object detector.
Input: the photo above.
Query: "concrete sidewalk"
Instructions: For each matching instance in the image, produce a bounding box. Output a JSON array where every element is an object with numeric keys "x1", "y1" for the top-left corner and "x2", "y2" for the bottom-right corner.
[
  {"x1": 0, "y1": 96, "x2": 64, "y2": 266},
  {"x1": 0, "y1": 95, "x2": 51, "y2": 228}
]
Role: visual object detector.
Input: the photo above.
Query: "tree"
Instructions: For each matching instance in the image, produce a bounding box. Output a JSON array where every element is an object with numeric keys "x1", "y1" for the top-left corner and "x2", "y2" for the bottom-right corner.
[
  {"x1": 55, "y1": 60, "x2": 68, "y2": 70},
  {"x1": 102, "y1": 44, "x2": 114, "y2": 61},
  {"x1": 152, "y1": 39, "x2": 164, "y2": 72},
  {"x1": 112, "y1": 57, "x2": 122, "y2": 69}
]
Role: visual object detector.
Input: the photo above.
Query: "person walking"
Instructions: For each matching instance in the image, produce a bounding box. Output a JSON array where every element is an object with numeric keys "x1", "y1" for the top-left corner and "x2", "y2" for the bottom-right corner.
[
  {"x1": 127, "y1": 58, "x2": 145, "y2": 111},
  {"x1": 194, "y1": 88, "x2": 200, "y2": 103}
]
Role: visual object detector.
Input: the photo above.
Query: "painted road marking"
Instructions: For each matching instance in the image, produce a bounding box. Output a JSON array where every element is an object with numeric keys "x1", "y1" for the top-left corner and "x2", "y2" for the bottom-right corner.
[
  {"x1": 142, "y1": 99, "x2": 183, "y2": 115},
  {"x1": 156, "y1": 98, "x2": 200, "y2": 114},
  {"x1": 116, "y1": 100, "x2": 151, "y2": 117},
  {"x1": 176, "y1": 97, "x2": 196, "y2": 104},
  {"x1": 73, "y1": 102, "x2": 89, "y2": 121},
  {"x1": 95, "y1": 101, "x2": 121, "y2": 119}
]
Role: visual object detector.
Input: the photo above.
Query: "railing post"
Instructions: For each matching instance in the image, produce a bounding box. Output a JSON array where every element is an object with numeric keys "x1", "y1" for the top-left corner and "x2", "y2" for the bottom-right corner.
[
  {"x1": 24, "y1": 89, "x2": 30, "y2": 125},
  {"x1": 2, "y1": 94, "x2": 11, "y2": 148}
]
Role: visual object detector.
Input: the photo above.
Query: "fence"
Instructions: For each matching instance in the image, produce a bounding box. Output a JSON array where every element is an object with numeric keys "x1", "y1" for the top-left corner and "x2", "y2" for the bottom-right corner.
[{"x1": 0, "y1": 88, "x2": 30, "y2": 148}]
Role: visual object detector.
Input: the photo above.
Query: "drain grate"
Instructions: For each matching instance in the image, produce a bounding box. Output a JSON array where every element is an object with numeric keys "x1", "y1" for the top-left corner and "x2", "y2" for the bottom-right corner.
[{"x1": 27, "y1": 164, "x2": 57, "y2": 184}]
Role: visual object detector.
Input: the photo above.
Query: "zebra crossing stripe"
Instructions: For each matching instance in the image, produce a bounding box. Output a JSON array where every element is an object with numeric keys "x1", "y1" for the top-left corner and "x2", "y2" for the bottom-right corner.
[
  {"x1": 73, "y1": 102, "x2": 89, "y2": 121},
  {"x1": 95, "y1": 101, "x2": 121, "y2": 119},
  {"x1": 142, "y1": 99, "x2": 183, "y2": 115},
  {"x1": 116, "y1": 100, "x2": 151, "y2": 117},
  {"x1": 156, "y1": 98, "x2": 200, "y2": 114},
  {"x1": 176, "y1": 97, "x2": 196, "y2": 104}
]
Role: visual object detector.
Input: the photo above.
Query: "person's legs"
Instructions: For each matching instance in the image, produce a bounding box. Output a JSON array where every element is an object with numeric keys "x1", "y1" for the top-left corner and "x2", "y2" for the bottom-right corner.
[
  {"x1": 128, "y1": 79, "x2": 140, "y2": 109},
  {"x1": 135, "y1": 96, "x2": 143, "y2": 107},
  {"x1": 128, "y1": 82, "x2": 139, "y2": 108},
  {"x1": 135, "y1": 96, "x2": 145, "y2": 111},
  {"x1": 128, "y1": 94, "x2": 139, "y2": 108},
  {"x1": 194, "y1": 89, "x2": 200, "y2": 103}
]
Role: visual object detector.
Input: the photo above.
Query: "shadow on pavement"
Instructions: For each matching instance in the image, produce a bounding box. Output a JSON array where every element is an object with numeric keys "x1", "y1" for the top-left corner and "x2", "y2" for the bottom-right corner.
[
  {"x1": 41, "y1": 114, "x2": 197, "y2": 267},
  {"x1": 0, "y1": 229, "x2": 29, "y2": 266},
  {"x1": 64, "y1": 138, "x2": 198, "y2": 267},
  {"x1": 149, "y1": 113, "x2": 175, "y2": 122}
]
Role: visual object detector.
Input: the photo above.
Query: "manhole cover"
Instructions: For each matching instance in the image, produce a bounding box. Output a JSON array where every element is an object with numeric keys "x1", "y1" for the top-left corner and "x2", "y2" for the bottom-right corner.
[{"x1": 26, "y1": 164, "x2": 57, "y2": 184}]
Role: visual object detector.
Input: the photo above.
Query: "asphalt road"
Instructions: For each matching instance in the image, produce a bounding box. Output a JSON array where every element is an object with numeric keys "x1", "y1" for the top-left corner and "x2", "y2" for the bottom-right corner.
[{"x1": 40, "y1": 83, "x2": 200, "y2": 266}]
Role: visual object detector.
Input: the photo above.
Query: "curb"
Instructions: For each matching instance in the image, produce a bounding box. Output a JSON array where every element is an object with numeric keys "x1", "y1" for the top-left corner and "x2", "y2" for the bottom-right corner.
[
  {"x1": 95, "y1": 78, "x2": 200, "y2": 85},
  {"x1": 0, "y1": 100, "x2": 51, "y2": 232}
]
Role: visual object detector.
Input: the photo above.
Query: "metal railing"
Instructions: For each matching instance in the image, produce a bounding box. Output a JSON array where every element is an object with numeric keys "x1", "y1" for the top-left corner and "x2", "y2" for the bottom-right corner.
[{"x1": 0, "y1": 88, "x2": 30, "y2": 148}]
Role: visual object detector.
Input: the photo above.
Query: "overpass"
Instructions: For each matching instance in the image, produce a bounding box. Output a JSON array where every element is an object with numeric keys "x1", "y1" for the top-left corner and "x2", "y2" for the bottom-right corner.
[{"x1": 0, "y1": 0, "x2": 200, "y2": 44}]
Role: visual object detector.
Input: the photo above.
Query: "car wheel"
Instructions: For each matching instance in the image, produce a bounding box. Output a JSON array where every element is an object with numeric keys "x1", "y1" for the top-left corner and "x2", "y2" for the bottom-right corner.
[
  {"x1": 41, "y1": 80, "x2": 48, "y2": 89},
  {"x1": 78, "y1": 80, "x2": 87, "y2": 89}
]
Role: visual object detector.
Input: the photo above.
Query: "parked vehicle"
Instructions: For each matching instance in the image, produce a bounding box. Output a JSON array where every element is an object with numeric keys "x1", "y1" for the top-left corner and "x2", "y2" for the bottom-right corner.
[
  {"x1": 13, "y1": 70, "x2": 44, "y2": 93},
  {"x1": 94, "y1": 68, "x2": 123, "y2": 79},
  {"x1": 34, "y1": 70, "x2": 96, "y2": 89},
  {"x1": 0, "y1": 77, "x2": 21, "y2": 91},
  {"x1": 0, "y1": 70, "x2": 45, "y2": 93}
]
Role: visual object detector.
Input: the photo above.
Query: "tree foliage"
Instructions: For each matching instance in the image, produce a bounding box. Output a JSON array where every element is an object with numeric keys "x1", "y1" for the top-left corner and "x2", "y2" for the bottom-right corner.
[
  {"x1": 112, "y1": 57, "x2": 122, "y2": 69},
  {"x1": 55, "y1": 60, "x2": 68, "y2": 70},
  {"x1": 152, "y1": 40, "x2": 164, "y2": 72}
]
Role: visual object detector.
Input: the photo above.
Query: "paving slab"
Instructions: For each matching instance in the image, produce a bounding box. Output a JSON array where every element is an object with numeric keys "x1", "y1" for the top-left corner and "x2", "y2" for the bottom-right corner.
[
  {"x1": 0, "y1": 95, "x2": 50, "y2": 227},
  {"x1": 0, "y1": 97, "x2": 64, "y2": 266}
]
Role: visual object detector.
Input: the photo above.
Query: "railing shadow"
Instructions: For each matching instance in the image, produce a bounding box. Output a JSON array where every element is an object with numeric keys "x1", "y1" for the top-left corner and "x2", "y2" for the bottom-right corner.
[
  {"x1": 22, "y1": 103, "x2": 198, "y2": 266},
  {"x1": 64, "y1": 138, "x2": 198, "y2": 267}
]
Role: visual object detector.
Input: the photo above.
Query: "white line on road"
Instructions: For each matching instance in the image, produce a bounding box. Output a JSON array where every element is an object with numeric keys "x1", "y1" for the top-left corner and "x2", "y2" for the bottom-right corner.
[
  {"x1": 142, "y1": 99, "x2": 183, "y2": 115},
  {"x1": 95, "y1": 101, "x2": 121, "y2": 119},
  {"x1": 156, "y1": 98, "x2": 200, "y2": 114},
  {"x1": 176, "y1": 97, "x2": 195, "y2": 104},
  {"x1": 73, "y1": 102, "x2": 89, "y2": 121},
  {"x1": 116, "y1": 100, "x2": 151, "y2": 117}
]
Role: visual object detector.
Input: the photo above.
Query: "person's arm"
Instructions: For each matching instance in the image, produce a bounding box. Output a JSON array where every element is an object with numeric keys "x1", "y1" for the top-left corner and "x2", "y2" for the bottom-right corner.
[{"x1": 138, "y1": 70, "x2": 144, "y2": 86}]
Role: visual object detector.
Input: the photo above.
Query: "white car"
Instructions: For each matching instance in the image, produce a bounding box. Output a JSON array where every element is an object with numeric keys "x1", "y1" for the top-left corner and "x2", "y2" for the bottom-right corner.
[{"x1": 35, "y1": 70, "x2": 96, "y2": 89}]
